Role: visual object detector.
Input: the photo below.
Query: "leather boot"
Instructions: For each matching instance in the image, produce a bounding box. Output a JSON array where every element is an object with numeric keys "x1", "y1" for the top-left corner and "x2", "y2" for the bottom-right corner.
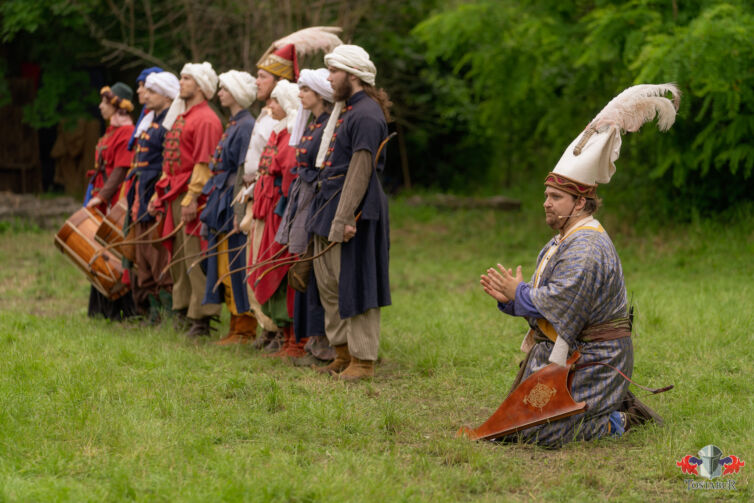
[
  {"x1": 314, "y1": 344, "x2": 350, "y2": 374},
  {"x1": 252, "y1": 330, "x2": 277, "y2": 351},
  {"x1": 172, "y1": 308, "x2": 190, "y2": 331},
  {"x1": 186, "y1": 317, "x2": 213, "y2": 339},
  {"x1": 291, "y1": 352, "x2": 328, "y2": 367},
  {"x1": 214, "y1": 314, "x2": 240, "y2": 345},
  {"x1": 291, "y1": 336, "x2": 330, "y2": 367},
  {"x1": 263, "y1": 326, "x2": 294, "y2": 358},
  {"x1": 283, "y1": 336, "x2": 308, "y2": 358},
  {"x1": 335, "y1": 356, "x2": 375, "y2": 382},
  {"x1": 620, "y1": 390, "x2": 664, "y2": 431},
  {"x1": 235, "y1": 315, "x2": 258, "y2": 344},
  {"x1": 261, "y1": 330, "x2": 285, "y2": 354}
]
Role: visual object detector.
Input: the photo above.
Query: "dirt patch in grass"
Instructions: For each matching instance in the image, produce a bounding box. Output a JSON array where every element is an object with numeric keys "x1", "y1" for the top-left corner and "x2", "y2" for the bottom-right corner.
[{"x1": 0, "y1": 191, "x2": 80, "y2": 230}]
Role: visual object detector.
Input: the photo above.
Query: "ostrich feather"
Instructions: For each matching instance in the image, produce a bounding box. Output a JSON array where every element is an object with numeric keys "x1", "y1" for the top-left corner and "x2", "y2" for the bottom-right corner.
[
  {"x1": 272, "y1": 26, "x2": 343, "y2": 57},
  {"x1": 590, "y1": 83, "x2": 681, "y2": 133}
]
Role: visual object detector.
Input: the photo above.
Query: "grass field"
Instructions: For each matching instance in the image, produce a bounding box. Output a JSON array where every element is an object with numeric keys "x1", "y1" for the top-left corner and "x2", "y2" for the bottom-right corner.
[{"x1": 0, "y1": 191, "x2": 752, "y2": 502}]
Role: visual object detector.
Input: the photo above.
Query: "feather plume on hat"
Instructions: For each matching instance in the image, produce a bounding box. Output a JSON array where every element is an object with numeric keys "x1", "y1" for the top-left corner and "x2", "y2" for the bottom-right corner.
[
  {"x1": 547, "y1": 83, "x2": 681, "y2": 197},
  {"x1": 268, "y1": 26, "x2": 343, "y2": 58},
  {"x1": 257, "y1": 27, "x2": 343, "y2": 82},
  {"x1": 575, "y1": 83, "x2": 681, "y2": 154}
]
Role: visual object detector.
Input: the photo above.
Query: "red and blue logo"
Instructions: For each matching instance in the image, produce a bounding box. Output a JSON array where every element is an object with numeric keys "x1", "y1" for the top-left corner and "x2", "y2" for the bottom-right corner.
[{"x1": 677, "y1": 445, "x2": 745, "y2": 479}]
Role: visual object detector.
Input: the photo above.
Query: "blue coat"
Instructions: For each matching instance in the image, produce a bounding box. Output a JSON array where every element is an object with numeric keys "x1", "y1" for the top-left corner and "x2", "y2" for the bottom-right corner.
[
  {"x1": 307, "y1": 91, "x2": 391, "y2": 319},
  {"x1": 126, "y1": 109, "x2": 168, "y2": 224},
  {"x1": 200, "y1": 110, "x2": 255, "y2": 312}
]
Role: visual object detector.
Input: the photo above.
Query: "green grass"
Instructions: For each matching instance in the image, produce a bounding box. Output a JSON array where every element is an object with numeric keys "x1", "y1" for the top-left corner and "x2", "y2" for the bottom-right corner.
[{"x1": 0, "y1": 191, "x2": 752, "y2": 502}]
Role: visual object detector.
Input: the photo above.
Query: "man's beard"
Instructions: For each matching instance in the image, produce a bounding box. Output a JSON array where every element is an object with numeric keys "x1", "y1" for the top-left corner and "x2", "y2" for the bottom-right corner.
[
  {"x1": 544, "y1": 210, "x2": 565, "y2": 231},
  {"x1": 149, "y1": 99, "x2": 170, "y2": 113},
  {"x1": 179, "y1": 89, "x2": 196, "y2": 101},
  {"x1": 333, "y1": 78, "x2": 353, "y2": 102}
]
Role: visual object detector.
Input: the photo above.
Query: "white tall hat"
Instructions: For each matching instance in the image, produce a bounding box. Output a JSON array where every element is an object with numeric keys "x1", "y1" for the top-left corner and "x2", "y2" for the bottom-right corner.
[
  {"x1": 270, "y1": 79, "x2": 301, "y2": 134},
  {"x1": 546, "y1": 83, "x2": 681, "y2": 198}
]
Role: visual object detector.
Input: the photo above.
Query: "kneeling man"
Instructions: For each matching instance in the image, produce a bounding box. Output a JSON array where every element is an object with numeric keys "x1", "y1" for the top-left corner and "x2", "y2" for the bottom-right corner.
[{"x1": 481, "y1": 84, "x2": 679, "y2": 447}]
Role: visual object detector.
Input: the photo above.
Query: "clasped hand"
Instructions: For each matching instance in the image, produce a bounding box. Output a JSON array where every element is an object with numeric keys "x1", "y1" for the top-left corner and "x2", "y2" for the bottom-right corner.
[
  {"x1": 181, "y1": 198, "x2": 198, "y2": 222},
  {"x1": 480, "y1": 263, "x2": 523, "y2": 304},
  {"x1": 343, "y1": 224, "x2": 356, "y2": 242}
]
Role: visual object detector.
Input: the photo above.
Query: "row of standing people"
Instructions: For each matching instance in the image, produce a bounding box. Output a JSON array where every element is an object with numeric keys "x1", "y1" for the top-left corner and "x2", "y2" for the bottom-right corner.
[{"x1": 84, "y1": 42, "x2": 391, "y2": 382}]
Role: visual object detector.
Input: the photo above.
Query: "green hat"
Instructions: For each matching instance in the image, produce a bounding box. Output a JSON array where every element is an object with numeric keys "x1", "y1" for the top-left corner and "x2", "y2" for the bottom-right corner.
[
  {"x1": 110, "y1": 82, "x2": 133, "y2": 102},
  {"x1": 100, "y1": 82, "x2": 135, "y2": 112}
]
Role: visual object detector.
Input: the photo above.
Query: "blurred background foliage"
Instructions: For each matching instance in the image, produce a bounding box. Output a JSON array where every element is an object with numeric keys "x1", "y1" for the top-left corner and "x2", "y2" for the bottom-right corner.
[{"x1": 1, "y1": 0, "x2": 752, "y2": 217}]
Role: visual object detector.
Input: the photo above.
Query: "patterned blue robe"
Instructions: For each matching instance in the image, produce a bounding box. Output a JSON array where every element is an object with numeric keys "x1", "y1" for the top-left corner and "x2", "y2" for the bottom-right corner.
[
  {"x1": 200, "y1": 109, "x2": 255, "y2": 312},
  {"x1": 275, "y1": 112, "x2": 330, "y2": 341},
  {"x1": 503, "y1": 221, "x2": 633, "y2": 447},
  {"x1": 125, "y1": 109, "x2": 168, "y2": 226}
]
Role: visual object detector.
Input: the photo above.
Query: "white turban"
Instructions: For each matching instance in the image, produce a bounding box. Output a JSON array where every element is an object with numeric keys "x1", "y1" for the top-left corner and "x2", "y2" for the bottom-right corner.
[
  {"x1": 135, "y1": 72, "x2": 180, "y2": 138},
  {"x1": 324, "y1": 44, "x2": 376, "y2": 86},
  {"x1": 144, "y1": 71, "x2": 179, "y2": 99},
  {"x1": 270, "y1": 79, "x2": 300, "y2": 135},
  {"x1": 163, "y1": 61, "x2": 218, "y2": 130},
  {"x1": 181, "y1": 62, "x2": 218, "y2": 100},
  {"x1": 219, "y1": 70, "x2": 257, "y2": 109},
  {"x1": 316, "y1": 45, "x2": 378, "y2": 167},
  {"x1": 298, "y1": 68, "x2": 334, "y2": 103},
  {"x1": 289, "y1": 68, "x2": 334, "y2": 146}
]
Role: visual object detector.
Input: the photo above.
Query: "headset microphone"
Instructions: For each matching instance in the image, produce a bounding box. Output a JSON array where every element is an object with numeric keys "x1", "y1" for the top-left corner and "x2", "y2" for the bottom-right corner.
[{"x1": 557, "y1": 210, "x2": 585, "y2": 219}]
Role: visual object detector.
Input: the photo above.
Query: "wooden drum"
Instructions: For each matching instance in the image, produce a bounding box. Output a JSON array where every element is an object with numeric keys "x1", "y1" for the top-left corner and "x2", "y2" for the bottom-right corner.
[
  {"x1": 94, "y1": 199, "x2": 135, "y2": 262},
  {"x1": 54, "y1": 207, "x2": 129, "y2": 300}
]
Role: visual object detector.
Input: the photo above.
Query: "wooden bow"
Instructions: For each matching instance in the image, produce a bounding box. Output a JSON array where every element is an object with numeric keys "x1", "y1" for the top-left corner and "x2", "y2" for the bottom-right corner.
[
  {"x1": 211, "y1": 243, "x2": 290, "y2": 293},
  {"x1": 187, "y1": 232, "x2": 247, "y2": 273},
  {"x1": 251, "y1": 131, "x2": 397, "y2": 286},
  {"x1": 88, "y1": 218, "x2": 162, "y2": 266},
  {"x1": 164, "y1": 213, "x2": 236, "y2": 272}
]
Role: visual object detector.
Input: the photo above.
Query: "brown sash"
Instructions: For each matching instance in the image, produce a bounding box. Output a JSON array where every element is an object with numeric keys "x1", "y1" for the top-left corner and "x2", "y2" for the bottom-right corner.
[{"x1": 579, "y1": 317, "x2": 631, "y2": 342}]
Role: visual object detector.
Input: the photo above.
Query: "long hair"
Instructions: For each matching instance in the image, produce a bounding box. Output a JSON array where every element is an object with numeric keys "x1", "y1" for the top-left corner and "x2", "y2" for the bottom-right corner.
[{"x1": 362, "y1": 83, "x2": 392, "y2": 122}]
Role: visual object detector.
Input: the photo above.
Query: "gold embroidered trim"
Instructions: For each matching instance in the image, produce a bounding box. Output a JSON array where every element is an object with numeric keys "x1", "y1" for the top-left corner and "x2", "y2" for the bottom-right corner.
[{"x1": 258, "y1": 54, "x2": 294, "y2": 80}]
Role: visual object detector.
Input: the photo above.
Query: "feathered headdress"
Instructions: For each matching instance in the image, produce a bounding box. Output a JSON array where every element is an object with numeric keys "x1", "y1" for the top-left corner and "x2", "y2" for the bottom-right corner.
[
  {"x1": 546, "y1": 83, "x2": 681, "y2": 198},
  {"x1": 257, "y1": 26, "x2": 343, "y2": 82}
]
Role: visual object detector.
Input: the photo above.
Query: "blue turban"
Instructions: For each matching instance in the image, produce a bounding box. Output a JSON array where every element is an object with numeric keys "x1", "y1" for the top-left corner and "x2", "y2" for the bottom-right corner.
[
  {"x1": 136, "y1": 66, "x2": 163, "y2": 84},
  {"x1": 129, "y1": 66, "x2": 164, "y2": 150}
]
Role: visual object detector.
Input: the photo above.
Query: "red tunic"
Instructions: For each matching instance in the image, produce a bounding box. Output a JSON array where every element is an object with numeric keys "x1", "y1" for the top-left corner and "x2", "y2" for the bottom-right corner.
[
  {"x1": 154, "y1": 101, "x2": 222, "y2": 243},
  {"x1": 88, "y1": 125, "x2": 134, "y2": 212},
  {"x1": 249, "y1": 129, "x2": 297, "y2": 307}
]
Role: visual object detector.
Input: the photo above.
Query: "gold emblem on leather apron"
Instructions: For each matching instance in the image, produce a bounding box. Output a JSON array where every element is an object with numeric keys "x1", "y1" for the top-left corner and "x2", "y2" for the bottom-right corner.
[{"x1": 523, "y1": 382, "x2": 557, "y2": 410}]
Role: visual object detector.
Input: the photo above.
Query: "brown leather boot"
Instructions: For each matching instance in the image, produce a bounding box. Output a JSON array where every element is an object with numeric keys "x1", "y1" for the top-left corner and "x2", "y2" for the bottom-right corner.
[
  {"x1": 235, "y1": 315, "x2": 257, "y2": 344},
  {"x1": 314, "y1": 344, "x2": 350, "y2": 374},
  {"x1": 335, "y1": 357, "x2": 375, "y2": 382},
  {"x1": 283, "y1": 336, "x2": 308, "y2": 358},
  {"x1": 214, "y1": 314, "x2": 240, "y2": 345},
  {"x1": 620, "y1": 390, "x2": 664, "y2": 430}
]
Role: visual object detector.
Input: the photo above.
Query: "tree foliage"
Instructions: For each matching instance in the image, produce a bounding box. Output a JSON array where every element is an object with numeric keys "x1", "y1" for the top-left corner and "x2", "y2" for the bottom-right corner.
[
  {"x1": 2, "y1": 0, "x2": 754, "y2": 211},
  {"x1": 0, "y1": 0, "x2": 379, "y2": 128},
  {"x1": 415, "y1": 0, "x2": 754, "y2": 211},
  {"x1": 1, "y1": 0, "x2": 102, "y2": 127}
]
